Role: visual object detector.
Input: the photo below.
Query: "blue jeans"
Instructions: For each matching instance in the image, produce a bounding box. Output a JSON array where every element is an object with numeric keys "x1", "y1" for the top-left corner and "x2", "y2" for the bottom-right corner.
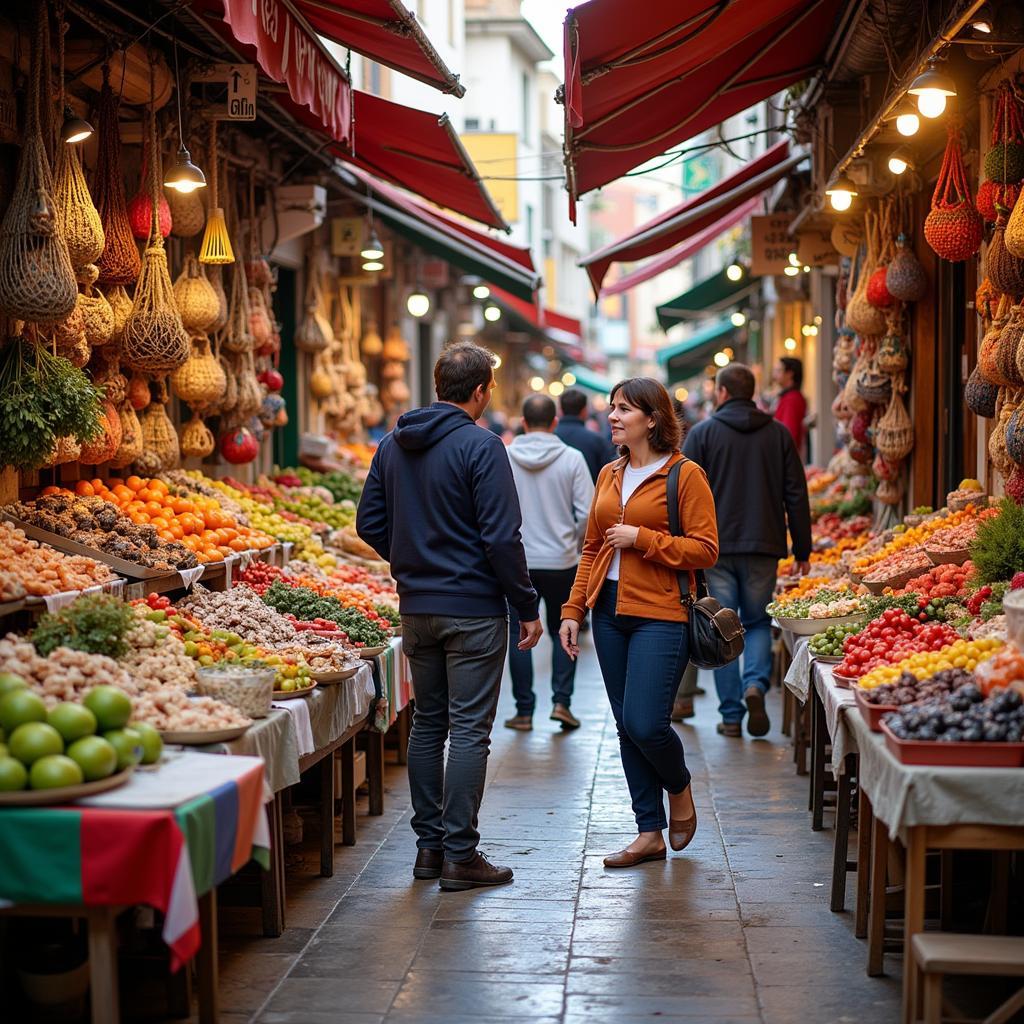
[
  {"x1": 592, "y1": 582, "x2": 691, "y2": 832},
  {"x1": 705, "y1": 555, "x2": 777, "y2": 723},
  {"x1": 507, "y1": 567, "x2": 578, "y2": 715}
]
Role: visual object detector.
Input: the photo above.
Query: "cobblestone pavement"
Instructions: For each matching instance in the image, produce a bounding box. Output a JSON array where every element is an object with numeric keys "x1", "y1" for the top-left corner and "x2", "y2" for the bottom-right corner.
[{"x1": 214, "y1": 632, "x2": 902, "y2": 1024}]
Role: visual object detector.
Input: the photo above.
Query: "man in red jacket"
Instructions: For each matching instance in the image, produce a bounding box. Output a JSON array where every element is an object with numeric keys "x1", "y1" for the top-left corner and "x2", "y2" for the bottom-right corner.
[{"x1": 773, "y1": 357, "x2": 808, "y2": 460}]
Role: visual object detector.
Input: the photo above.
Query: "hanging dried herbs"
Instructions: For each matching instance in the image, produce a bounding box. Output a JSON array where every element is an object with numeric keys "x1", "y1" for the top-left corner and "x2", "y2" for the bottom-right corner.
[{"x1": 0, "y1": 336, "x2": 105, "y2": 469}]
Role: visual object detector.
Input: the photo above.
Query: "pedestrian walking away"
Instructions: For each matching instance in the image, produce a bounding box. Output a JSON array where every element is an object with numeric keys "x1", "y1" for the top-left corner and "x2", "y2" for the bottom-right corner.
[
  {"x1": 773, "y1": 356, "x2": 809, "y2": 460},
  {"x1": 505, "y1": 394, "x2": 594, "y2": 733},
  {"x1": 559, "y1": 377, "x2": 718, "y2": 869},
  {"x1": 556, "y1": 387, "x2": 618, "y2": 483},
  {"x1": 683, "y1": 362, "x2": 812, "y2": 738},
  {"x1": 356, "y1": 341, "x2": 543, "y2": 892}
]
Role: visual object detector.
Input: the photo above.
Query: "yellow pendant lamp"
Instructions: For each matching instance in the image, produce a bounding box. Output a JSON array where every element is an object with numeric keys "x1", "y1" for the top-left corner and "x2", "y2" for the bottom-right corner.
[{"x1": 199, "y1": 120, "x2": 234, "y2": 265}]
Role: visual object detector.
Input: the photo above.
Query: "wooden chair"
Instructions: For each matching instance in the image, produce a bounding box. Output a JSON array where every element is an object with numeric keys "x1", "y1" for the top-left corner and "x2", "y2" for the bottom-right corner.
[{"x1": 912, "y1": 933, "x2": 1024, "y2": 1024}]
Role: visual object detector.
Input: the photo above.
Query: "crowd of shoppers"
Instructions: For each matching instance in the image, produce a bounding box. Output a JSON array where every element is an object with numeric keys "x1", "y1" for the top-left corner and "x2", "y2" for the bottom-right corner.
[{"x1": 357, "y1": 341, "x2": 812, "y2": 888}]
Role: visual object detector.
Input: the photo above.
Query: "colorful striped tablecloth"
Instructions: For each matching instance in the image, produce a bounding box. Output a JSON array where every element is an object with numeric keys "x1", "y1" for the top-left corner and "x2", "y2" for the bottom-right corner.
[
  {"x1": 0, "y1": 752, "x2": 269, "y2": 968},
  {"x1": 372, "y1": 637, "x2": 411, "y2": 727}
]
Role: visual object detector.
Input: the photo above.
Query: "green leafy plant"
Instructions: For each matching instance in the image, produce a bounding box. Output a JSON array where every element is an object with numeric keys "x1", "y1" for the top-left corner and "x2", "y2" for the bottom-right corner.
[
  {"x1": 32, "y1": 593, "x2": 134, "y2": 658},
  {"x1": 969, "y1": 499, "x2": 1024, "y2": 585},
  {"x1": 374, "y1": 603, "x2": 400, "y2": 628},
  {"x1": 0, "y1": 336, "x2": 104, "y2": 469},
  {"x1": 261, "y1": 580, "x2": 389, "y2": 646}
]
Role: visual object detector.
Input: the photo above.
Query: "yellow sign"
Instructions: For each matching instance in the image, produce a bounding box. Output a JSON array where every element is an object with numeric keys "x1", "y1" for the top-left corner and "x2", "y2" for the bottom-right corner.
[
  {"x1": 459, "y1": 132, "x2": 518, "y2": 223},
  {"x1": 750, "y1": 214, "x2": 795, "y2": 275}
]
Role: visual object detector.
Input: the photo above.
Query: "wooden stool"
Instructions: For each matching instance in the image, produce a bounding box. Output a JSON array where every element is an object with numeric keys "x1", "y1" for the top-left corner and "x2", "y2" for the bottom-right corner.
[{"x1": 912, "y1": 933, "x2": 1024, "y2": 1024}]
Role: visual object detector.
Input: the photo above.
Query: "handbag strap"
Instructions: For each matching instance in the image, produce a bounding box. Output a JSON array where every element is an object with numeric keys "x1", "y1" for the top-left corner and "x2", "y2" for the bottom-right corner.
[{"x1": 665, "y1": 458, "x2": 708, "y2": 606}]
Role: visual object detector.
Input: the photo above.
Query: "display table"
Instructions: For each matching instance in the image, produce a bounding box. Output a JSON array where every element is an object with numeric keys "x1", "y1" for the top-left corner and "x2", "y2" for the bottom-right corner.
[{"x1": 0, "y1": 752, "x2": 270, "y2": 1024}]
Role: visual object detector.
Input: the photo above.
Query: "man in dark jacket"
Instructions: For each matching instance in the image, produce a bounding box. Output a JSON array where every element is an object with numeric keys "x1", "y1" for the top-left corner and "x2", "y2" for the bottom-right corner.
[
  {"x1": 683, "y1": 363, "x2": 811, "y2": 739},
  {"x1": 357, "y1": 342, "x2": 542, "y2": 891},
  {"x1": 556, "y1": 388, "x2": 617, "y2": 482}
]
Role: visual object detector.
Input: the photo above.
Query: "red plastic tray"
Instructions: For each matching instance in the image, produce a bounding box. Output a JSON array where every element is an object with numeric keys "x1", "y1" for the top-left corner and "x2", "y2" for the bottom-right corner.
[
  {"x1": 879, "y1": 720, "x2": 1024, "y2": 768},
  {"x1": 831, "y1": 671, "x2": 859, "y2": 689},
  {"x1": 853, "y1": 686, "x2": 897, "y2": 732}
]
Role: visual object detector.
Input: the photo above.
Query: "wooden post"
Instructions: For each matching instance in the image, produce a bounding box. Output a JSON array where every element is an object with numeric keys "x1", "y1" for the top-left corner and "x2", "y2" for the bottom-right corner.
[
  {"x1": 339, "y1": 737, "x2": 356, "y2": 846},
  {"x1": 855, "y1": 785, "x2": 872, "y2": 939},
  {"x1": 197, "y1": 890, "x2": 218, "y2": 1024},
  {"x1": 320, "y1": 752, "x2": 334, "y2": 877},
  {"x1": 87, "y1": 906, "x2": 120, "y2": 1024}
]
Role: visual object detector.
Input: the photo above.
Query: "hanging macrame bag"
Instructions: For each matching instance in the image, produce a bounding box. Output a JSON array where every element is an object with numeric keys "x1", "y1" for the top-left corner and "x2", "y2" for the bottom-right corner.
[
  {"x1": 846, "y1": 230, "x2": 887, "y2": 336},
  {"x1": 207, "y1": 265, "x2": 229, "y2": 333},
  {"x1": 1006, "y1": 404, "x2": 1024, "y2": 465},
  {"x1": 877, "y1": 310, "x2": 909, "y2": 374},
  {"x1": 1006, "y1": 189, "x2": 1024, "y2": 258},
  {"x1": 875, "y1": 389, "x2": 914, "y2": 462},
  {"x1": 886, "y1": 233, "x2": 927, "y2": 302},
  {"x1": 78, "y1": 287, "x2": 115, "y2": 348},
  {"x1": 965, "y1": 365, "x2": 999, "y2": 418},
  {"x1": 222, "y1": 262, "x2": 253, "y2": 354},
  {"x1": 876, "y1": 477, "x2": 904, "y2": 506},
  {"x1": 984, "y1": 81, "x2": 1024, "y2": 185},
  {"x1": 171, "y1": 334, "x2": 226, "y2": 409},
  {"x1": 977, "y1": 180, "x2": 1021, "y2": 223},
  {"x1": 295, "y1": 265, "x2": 332, "y2": 354},
  {"x1": 127, "y1": 136, "x2": 172, "y2": 240},
  {"x1": 990, "y1": 396, "x2": 1018, "y2": 479},
  {"x1": 173, "y1": 253, "x2": 221, "y2": 333},
  {"x1": 979, "y1": 297, "x2": 1015, "y2": 386},
  {"x1": 987, "y1": 214, "x2": 1024, "y2": 299},
  {"x1": 110, "y1": 401, "x2": 143, "y2": 468},
  {"x1": 976, "y1": 277, "x2": 1002, "y2": 322},
  {"x1": 866, "y1": 204, "x2": 896, "y2": 309},
  {"x1": 180, "y1": 415, "x2": 215, "y2": 459},
  {"x1": 925, "y1": 124, "x2": 984, "y2": 261},
  {"x1": 122, "y1": 112, "x2": 189, "y2": 374},
  {"x1": 94, "y1": 69, "x2": 141, "y2": 287},
  {"x1": 0, "y1": 9, "x2": 77, "y2": 323},
  {"x1": 996, "y1": 303, "x2": 1024, "y2": 386},
  {"x1": 138, "y1": 381, "x2": 180, "y2": 471},
  {"x1": 53, "y1": 141, "x2": 104, "y2": 271},
  {"x1": 79, "y1": 400, "x2": 122, "y2": 465}
]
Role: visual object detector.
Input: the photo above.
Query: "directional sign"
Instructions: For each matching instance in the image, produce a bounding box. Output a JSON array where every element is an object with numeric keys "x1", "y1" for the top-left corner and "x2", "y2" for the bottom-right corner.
[{"x1": 193, "y1": 63, "x2": 256, "y2": 121}]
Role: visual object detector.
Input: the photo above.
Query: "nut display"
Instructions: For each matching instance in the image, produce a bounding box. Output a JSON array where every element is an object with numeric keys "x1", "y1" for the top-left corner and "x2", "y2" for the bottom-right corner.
[{"x1": 180, "y1": 586, "x2": 297, "y2": 646}]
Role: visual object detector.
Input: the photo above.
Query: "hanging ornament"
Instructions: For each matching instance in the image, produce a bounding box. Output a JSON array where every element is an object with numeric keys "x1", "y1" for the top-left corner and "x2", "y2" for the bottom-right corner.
[
  {"x1": 924, "y1": 123, "x2": 983, "y2": 262},
  {"x1": 983, "y1": 81, "x2": 1024, "y2": 184}
]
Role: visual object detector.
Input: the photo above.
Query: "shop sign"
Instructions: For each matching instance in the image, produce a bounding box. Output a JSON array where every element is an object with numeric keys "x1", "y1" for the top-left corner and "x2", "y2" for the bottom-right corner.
[
  {"x1": 220, "y1": 0, "x2": 351, "y2": 143},
  {"x1": 193, "y1": 64, "x2": 257, "y2": 120},
  {"x1": 831, "y1": 220, "x2": 863, "y2": 258},
  {"x1": 750, "y1": 214, "x2": 795, "y2": 275},
  {"x1": 331, "y1": 216, "x2": 363, "y2": 256},
  {"x1": 796, "y1": 229, "x2": 839, "y2": 267}
]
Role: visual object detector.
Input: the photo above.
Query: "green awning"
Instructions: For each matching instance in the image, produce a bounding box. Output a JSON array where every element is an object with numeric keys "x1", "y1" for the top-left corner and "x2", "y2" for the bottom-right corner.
[
  {"x1": 655, "y1": 317, "x2": 736, "y2": 368},
  {"x1": 567, "y1": 365, "x2": 614, "y2": 396},
  {"x1": 656, "y1": 269, "x2": 757, "y2": 331}
]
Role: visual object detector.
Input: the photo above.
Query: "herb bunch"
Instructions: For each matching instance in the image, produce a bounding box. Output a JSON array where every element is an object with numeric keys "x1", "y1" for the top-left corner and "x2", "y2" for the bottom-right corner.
[
  {"x1": 970, "y1": 499, "x2": 1024, "y2": 585},
  {"x1": 0, "y1": 336, "x2": 104, "y2": 469},
  {"x1": 32, "y1": 592, "x2": 134, "y2": 658}
]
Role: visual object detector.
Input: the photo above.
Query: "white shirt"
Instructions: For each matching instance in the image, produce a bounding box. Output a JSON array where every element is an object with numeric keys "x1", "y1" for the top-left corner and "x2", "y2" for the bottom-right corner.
[{"x1": 607, "y1": 454, "x2": 671, "y2": 581}]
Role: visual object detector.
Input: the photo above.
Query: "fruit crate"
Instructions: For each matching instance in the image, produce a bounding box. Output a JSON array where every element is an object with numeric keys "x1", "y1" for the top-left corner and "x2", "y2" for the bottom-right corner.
[
  {"x1": 854, "y1": 686, "x2": 895, "y2": 732},
  {"x1": 880, "y1": 720, "x2": 1024, "y2": 767}
]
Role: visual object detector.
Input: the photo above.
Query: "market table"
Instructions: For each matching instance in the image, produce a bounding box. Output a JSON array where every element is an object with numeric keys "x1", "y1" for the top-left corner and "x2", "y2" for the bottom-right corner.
[{"x1": 0, "y1": 751, "x2": 270, "y2": 1024}]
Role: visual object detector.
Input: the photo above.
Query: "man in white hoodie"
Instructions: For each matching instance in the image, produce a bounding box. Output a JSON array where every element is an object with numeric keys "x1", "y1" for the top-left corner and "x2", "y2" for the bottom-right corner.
[{"x1": 505, "y1": 394, "x2": 595, "y2": 731}]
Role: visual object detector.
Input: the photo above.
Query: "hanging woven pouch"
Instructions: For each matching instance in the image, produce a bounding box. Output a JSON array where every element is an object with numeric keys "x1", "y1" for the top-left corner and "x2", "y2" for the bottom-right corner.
[
  {"x1": 925, "y1": 123, "x2": 984, "y2": 262},
  {"x1": 965, "y1": 365, "x2": 999, "y2": 418},
  {"x1": 874, "y1": 389, "x2": 914, "y2": 462}
]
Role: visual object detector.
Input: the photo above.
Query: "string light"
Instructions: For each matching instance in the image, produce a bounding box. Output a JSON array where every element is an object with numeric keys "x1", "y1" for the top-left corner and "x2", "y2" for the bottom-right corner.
[
  {"x1": 726, "y1": 263, "x2": 744, "y2": 282},
  {"x1": 713, "y1": 351, "x2": 730, "y2": 368},
  {"x1": 562, "y1": 372, "x2": 577, "y2": 386},
  {"x1": 362, "y1": 260, "x2": 384, "y2": 273},
  {"x1": 825, "y1": 172, "x2": 858, "y2": 212},
  {"x1": 360, "y1": 229, "x2": 384, "y2": 261},
  {"x1": 406, "y1": 291, "x2": 430, "y2": 318},
  {"x1": 473, "y1": 284, "x2": 490, "y2": 299},
  {"x1": 483, "y1": 305, "x2": 501, "y2": 322},
  {"x1": 493, "y1": 356, "x2": 502, "y2": 369},
  {"x1": 784, "y1": 337, "x2": 798, "y2": 351},
  {"x1": 165, "y1": 40, "x2": 206, "y2": 193},
  {"x1": 529, "y1": 376, "x2": 544, "y2": 391},
  {"x1": 549, "y1": 381, "x2": 565, "y2": 397},
  {"x1": 674, "y1": 387, "x2": 689, "y2": 402},
  {"x1": 908, "y1": 57, "x2": 956, "y2": 119},
  {"x1": 730, "y1": 312, "x2": 746, "y2": 327}
]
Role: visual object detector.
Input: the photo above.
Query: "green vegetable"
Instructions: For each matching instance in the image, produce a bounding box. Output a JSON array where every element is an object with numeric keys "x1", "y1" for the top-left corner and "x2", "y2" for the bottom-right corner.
[
  {"x1": 969, "y1": 499, "x2": 1024, "y2": 585},
  {"x1": 374, "y1": 603, "x2": 400, "y2": 628},
  {"x1": 0, "y1": 336, "x2": 104, "y2": 469},
  {"x1": 281, "y1": 466, "x2": 363, "y2": 504},
  {"x1": 262, "y1": 581, "x2": 389, "y2": 646},
  {"x1": 32, "y1": 594, "x2": 134, "y2": 658}
]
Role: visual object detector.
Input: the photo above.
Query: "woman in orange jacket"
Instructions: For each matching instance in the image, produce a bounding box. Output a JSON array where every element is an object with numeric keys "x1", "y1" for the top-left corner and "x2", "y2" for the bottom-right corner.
[{"x1": 559, "y1": 377, "x2": 718, "y2": 867}]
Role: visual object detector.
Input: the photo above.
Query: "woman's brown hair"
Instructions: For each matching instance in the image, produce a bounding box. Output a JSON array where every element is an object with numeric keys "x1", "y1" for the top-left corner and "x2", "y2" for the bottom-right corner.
[{"x1": 609, "y1": 377, "x2": 681, "y2": 455}]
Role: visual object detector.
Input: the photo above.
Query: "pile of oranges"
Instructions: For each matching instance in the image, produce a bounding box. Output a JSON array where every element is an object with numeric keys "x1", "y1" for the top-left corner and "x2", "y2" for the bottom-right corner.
[{"x1": 41, "y1": 477, "x2": 275, "y2": 564}]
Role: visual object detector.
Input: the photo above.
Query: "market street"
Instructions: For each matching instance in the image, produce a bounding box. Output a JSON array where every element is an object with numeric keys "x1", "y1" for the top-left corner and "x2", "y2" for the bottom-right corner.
[{"x1": 216, "y1": 635, "x2": 902, "y2": 1024}]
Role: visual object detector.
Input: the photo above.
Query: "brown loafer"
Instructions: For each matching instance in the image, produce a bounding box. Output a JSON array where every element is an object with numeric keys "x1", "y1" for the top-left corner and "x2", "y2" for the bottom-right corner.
[
  {"x1": 439, "y1": 852, "x2": 514, "y2": 891},
  {"x1": 669, "y1": 813, "x2": 697, "y2": 852},
  {"x1": 413, "y1": 848, "x2": 444, "y2": 879},
  {"x1": 744, "y1": 686, "x2": 770, "y2": 737},
  {"x1": 550, "y1": 704, "x2": 580, "y2": 730},
  {"x1": 603, "y1": 846, "x2": 667, "y2": 869},
  {"x1": 671, "y1": 697, "x2": 695, "y2": 721},
  {"x1": 716, "y1": 721, "x2": 741, "y2": 738},
  {"x1": 504, "y1": 715, "x2": 533, "y2": 731}
]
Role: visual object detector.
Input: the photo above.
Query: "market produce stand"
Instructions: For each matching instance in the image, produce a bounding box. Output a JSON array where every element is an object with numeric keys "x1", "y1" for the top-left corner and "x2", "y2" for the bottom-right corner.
[{"x1": 0, "y1": 752, "x2": 270, "y2": 1024}]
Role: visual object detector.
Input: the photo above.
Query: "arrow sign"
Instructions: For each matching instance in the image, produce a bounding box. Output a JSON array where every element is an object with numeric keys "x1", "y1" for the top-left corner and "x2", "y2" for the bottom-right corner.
[
  {"x1": 193, "y1": 63, "x2": 256, "y2": 121},
  {"x1": 231, "y1": 70, "x2": 242, "y2": 93}
]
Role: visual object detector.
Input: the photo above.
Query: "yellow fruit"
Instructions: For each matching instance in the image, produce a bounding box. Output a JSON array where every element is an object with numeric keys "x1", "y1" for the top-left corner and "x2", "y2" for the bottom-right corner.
[{"x1": 958, "y1": 478, "x2": 982, "y2": 491}]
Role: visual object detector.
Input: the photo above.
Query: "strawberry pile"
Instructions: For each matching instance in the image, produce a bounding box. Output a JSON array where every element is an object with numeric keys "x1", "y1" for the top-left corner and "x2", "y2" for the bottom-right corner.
[
  {"x1": 835, "y1": 609, "x2": 960, "y2": 679},
  {"x1": 895, "y1": 562, "x2": 973, "y2": 601}
]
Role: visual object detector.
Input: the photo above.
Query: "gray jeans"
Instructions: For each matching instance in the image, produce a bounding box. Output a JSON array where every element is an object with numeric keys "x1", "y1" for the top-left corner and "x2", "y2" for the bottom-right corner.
[{"x1": 402, "y1": 613, "x2": 507, "y2": 862}]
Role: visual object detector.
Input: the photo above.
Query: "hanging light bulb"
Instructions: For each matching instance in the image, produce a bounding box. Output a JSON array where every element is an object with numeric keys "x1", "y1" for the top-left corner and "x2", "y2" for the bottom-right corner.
[
  {"x1": 473, "y1": 284, "x2": 490, "y2": 299},
  {"x1": 165, "y1": 40, "x2": 206, "y2": 193},
  {"x1": 562, "y1": 372, "x2": 577, "y2": 386},
  {"x1": 783, "y1": 265, "x2": 800, "y2": 277},
  {"x1": 788, "y1": 252, "x2": 800, "y2": 267},
  {"x1": 61, "y1": 106, "x2": 93, "y2": 144},
  {"x1": 825, "y1": 172, "x2": 858, "y2": 212},
  {"x1": 730, "y1": 311, "x2": 746, "y2": 327},
  {"x1": 895, "y1": 107, "x2": 921, "y2": 137},
  {"x1": 784, "y1": 337, "x2": 798, "y2": 351},
  {"x1": 908, "y1": 57, "x2": 956, "y2": 119},
  {"x1": 971, "y1": 4, "x2": 994, "y2": 33},
  {"x1": 888, "y1": 145, "x2": 915, "y2": 176},
  {"x1": 362, "y1": 260, "x2": 384, "y2": 273},
  {"x1": 483, "y1": 305, "x2": 501, "y2": 322},
  {"x1": 725, "y1": 262, "x2": 744, "y2": 282},
  {"x1": 713, "y1": 351, "x2": 730, "y2": 368},
  {"x1": 529, "y1": 377, "x2": 545, "y2": 391},
  {"x1": 549, "y1": 381, "x2": 565, "y2": 397},
  {"x1": 407, "y1": 290, "x2": 430, "y2": 318},
  {"x1": 360, "y1": 227, "x2": 384, "y2": 261}
]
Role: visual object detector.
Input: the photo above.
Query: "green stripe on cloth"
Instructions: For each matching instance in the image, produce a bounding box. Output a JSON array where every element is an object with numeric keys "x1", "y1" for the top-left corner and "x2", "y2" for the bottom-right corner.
[
  {"x1": 0, "y1": 809, "x2": 83, "y2": 903},
  {"x1": 174, "y1": 794, "x2": 216, "y2": 896}
]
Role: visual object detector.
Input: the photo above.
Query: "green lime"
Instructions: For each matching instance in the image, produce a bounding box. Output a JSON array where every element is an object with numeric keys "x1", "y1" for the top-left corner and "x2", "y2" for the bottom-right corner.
[
  {"x1": 0, "y1": 673, "x2": 27, "y2": 697},
  {"x1": 131, "y1": 722, "x2": 163, "y2": 765},
  {"x1": 47, "y1": 703, "x2": 97, "y2": 743},
  {"x1": 29, "y1": 755, "x2": 83, "y2": 790},
  {"x1": 8, "y1": 722, "x2": 64, "y2": 765},
  {"x1": 0, "y1": 756, "x2": 28, "y2": 791},
  {"x1": 66, "y1": 736, "x2": 118, "y2": 781},
  {"x1": 0, "y1": 689, "x2": 47, "y2": 734},
  {"x1": 103, "y1": 728, "x2": 142, "y2": 771},
  {"x1": 83, "y1": 686, "x2": 132, "y2": 731}
]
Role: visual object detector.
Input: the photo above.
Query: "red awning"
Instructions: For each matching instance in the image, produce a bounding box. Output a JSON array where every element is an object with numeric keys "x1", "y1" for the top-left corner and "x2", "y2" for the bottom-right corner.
[
  {"x1": 580, "y1": 140, "x2": 800, "y2": 295},
  {"x1": 208, "y1": 0, "x2": 353, "y2": 144},
  {"x1": 561, "y1": 0, "x2": 840, "y2": 216},
  {"x1": 279, "y1": 89, "x2": 506, "y2": 229},
  {"x1": 294, "y1": 0, "x2": 464, "y2": 96},
  {"x1": 600, "y1": 196, "x2": 761, "y2": 297}
]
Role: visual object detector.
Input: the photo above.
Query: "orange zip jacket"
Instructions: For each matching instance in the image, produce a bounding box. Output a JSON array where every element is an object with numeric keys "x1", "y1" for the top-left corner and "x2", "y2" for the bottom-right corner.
[{"x1": 561, "y1": 451, "x2": 719, "y2": 623}]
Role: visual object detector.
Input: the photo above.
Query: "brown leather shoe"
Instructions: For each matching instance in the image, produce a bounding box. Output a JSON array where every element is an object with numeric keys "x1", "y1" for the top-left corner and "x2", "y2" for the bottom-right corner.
[
  {"x1": 550, "y1": 704, "x2": 580, "y2": 730},
  {"x1": 744, "y1": 686, "x2": 770, "y2": 737},
  {"x1": 716, "y1": 721, "x2": 742, "y2": 738},
  {"x1": 504, "y1": 715, "x2": 533, "y2": 731},
  {"x1": 671, "y1": 697, "x2": 695, "y2": 721},
  {"x1": 439, "y1": 852, "x2": 514, "y2": 891},
  {"x1": 603, "y1": 846, "x2": 667, "y2": 868},
  {"x1": 413, "y1": 848, "x2": 444, "y2": 879},
  {"x1": 668, "y1": 787, "x2": 697, "y2": 852}
]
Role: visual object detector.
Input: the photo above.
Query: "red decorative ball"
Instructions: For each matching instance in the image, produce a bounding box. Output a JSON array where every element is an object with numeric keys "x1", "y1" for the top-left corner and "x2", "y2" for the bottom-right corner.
[
  {"x1": 219, "y1": 426, "x2": 259, "y2": 464},
  {"x1": 924, "y1": 206, "x2": 983, "y2": 262},
  {"x1": 866, "y1": 267, "x2": 894, "y2": 308},
  {"x1": 127, "y1": 191, "x2": 172, "y2": 240},
  {"x1": 259, "y1": 369, "x2": 284, "y2": 392}
]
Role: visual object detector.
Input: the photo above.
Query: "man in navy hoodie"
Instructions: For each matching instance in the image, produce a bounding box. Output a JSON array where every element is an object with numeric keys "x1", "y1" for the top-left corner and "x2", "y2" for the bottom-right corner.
[{"x1": 357, "y1": 342, "x2": 542, "y2": 891}]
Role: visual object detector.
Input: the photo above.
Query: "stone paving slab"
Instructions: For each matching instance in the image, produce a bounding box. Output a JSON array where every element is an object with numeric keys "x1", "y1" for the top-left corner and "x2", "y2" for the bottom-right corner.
[{"x1": 214, "y1": 637, "x2": 904, "y2": 1024}]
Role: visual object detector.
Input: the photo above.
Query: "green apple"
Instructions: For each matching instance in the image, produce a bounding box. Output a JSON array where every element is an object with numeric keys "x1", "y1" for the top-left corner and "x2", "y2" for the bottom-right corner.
[{"x1": 278, "y1": 678, "x2": 297, "y2": 692}]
